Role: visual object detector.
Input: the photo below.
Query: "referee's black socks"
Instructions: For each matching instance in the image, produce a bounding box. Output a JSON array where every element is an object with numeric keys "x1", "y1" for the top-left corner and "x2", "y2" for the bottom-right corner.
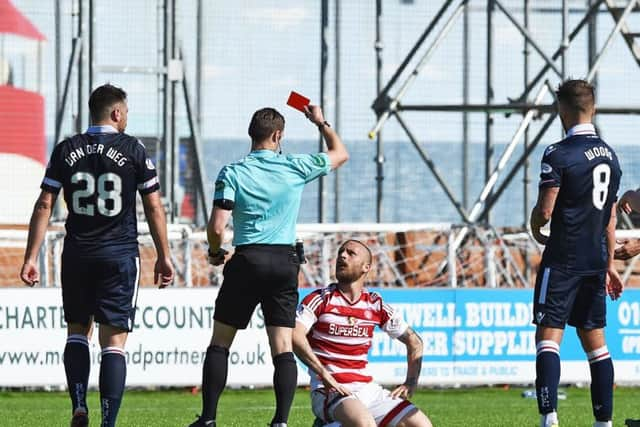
[
  {"x1": 270, "y1": 352, "x2": 297, "y2": 426},
  {"x1": 201, "y1": 345, "x2": 229, "y2": 423}
]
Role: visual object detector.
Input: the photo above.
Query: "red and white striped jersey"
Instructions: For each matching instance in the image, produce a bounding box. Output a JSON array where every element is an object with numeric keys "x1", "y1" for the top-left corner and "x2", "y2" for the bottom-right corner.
[{"x1": 296, "y1": 284, "x2": 408, "y2": 390}]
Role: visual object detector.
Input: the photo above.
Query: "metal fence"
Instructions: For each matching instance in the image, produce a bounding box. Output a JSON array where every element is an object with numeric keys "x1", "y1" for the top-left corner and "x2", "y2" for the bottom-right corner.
[{"x1": 5, "y1": 0, "x2": 640, "y2": 228}]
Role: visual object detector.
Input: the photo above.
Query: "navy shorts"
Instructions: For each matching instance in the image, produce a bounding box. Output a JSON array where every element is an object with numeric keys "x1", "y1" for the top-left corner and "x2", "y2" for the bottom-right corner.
[
  {"x1": 61, "y1": 252, "x2": 140, "y2": 331},
  {"x1": 532, "y1": 265, "x2": 607, "y2": 329},
  {"x1": 214, "y1": 244, "x2": 300, "y2": 329}
]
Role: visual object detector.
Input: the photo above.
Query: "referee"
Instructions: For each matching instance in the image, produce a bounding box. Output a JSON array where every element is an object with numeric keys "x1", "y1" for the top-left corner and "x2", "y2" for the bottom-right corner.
[{"x1": 189, "y1": 105, "x2": 348, "y2": 427}]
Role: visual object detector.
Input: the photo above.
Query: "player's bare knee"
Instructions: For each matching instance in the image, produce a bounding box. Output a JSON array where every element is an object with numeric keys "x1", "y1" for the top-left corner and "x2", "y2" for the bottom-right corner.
[
  {"x1": 535, "y1": 326, "x2": 563, "y2": 344},
  {"x1": 67, "y1": 321, "x2": 93, "y2": 338},
  {"x1": 577, "y1": 327, "x2": 606, "y2": 352},
  {"x1": 98, "y1": 324, "x2": 128, "y2": 349}
]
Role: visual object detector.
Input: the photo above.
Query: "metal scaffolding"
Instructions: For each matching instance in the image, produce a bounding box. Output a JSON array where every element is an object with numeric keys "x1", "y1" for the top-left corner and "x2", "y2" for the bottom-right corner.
[
  {"x1": 370, "y1": 0, "x2": 640, "y2": 228},
  {"x1": 53, "y1": 0, "x2": 209, "y2": 226},
  {"x1": 364, "y1": 0, "x2": 640, "y2": 285},
  {"x1": 51, "y1": 0, "x2": 640, "y2": 234}
]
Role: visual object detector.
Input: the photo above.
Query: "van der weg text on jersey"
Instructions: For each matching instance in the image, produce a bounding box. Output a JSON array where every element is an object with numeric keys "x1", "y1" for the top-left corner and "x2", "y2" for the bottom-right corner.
[{"x1": 64, "y1": 144, "x2": 128, "y2": 167}]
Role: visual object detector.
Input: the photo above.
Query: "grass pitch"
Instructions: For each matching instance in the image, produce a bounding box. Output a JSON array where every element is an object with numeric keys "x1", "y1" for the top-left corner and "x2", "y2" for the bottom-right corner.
[{"x1": 1, "y1": 386, "x2": 639, "y2": 426}]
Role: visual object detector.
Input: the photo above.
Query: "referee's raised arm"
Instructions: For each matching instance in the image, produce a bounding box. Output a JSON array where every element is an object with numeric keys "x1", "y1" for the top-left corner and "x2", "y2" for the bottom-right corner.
[
  {"x1": 190, "y1": 105, "x2": 348, "y2": 427},
  {"x1": 304, "y1": 104, "x2": 349, "y2": 170}
]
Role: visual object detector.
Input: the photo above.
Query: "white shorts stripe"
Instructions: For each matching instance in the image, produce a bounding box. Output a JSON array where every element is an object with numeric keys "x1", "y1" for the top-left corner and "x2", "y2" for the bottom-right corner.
[
  {"x1": 137, "y1": 176, "x2": 159, "y2": 190},
  {"x1": 538, "y1": 267, "x2": 551, "y2": 304},
  {"x1": 129, "y1": 257, "x2": 141, "y2": 330}
]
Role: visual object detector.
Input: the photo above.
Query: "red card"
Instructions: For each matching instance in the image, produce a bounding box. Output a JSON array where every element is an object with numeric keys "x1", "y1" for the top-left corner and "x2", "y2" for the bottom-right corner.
[{"x1": 287, "y1": 91, "x2": 310, "y2": 112}]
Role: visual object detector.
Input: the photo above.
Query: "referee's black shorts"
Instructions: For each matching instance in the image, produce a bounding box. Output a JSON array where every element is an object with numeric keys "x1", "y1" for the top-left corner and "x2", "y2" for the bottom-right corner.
[{"x1": 214, "y1": 244, "x2": 300, "y2": 329}]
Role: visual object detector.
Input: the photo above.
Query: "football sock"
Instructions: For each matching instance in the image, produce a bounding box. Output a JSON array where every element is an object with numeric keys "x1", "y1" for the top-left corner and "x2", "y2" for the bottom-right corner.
[
  {"x1": 99, "y1": 347, "x2": 127, "y2": 427},
  {"x1": 587, "y1": 346, "x2": 614, "y2": 422},
  {"x1": 270, "y1": 352, "x2": 297, "y2": 425},
  {"x1": 64, "y1": 334, "x2": 90, "y2": 415},
  {"x1": 201, "y1": 345, "x2": 229, "y2": 423},
  {"x1": 536, "y1": 340, "x2": 561, "y2": 416}
]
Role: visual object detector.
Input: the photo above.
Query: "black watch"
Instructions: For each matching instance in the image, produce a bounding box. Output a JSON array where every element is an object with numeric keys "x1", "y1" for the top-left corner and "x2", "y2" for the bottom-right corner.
[{"x1": 317, "y1": 120, "x2": 330, "y2": 130}]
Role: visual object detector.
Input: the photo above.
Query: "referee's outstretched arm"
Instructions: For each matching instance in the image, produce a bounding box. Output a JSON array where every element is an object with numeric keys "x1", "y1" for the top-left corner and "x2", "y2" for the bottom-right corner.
[{"x1": 305, "y1": 104, "x2": 349, "y2": 170}]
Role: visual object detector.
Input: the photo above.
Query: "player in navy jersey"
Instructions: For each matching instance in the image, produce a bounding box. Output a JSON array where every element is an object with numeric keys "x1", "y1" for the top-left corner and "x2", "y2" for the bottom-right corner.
[
  {"x1": 20, "y1": 84, "x2": 174, "y2": 427},
  {"x1": 529, "y1": 80, "x2": 623, "y2": 427}
]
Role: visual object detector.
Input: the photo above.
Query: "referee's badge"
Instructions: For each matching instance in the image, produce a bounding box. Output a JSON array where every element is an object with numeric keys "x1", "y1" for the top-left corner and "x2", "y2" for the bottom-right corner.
[{"x1": 541, "y1": 162, "x2": 553, "y2": 174}]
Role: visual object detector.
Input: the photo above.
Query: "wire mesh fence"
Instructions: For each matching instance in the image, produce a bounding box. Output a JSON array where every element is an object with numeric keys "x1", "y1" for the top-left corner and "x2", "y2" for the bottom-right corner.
[{"x1": 4, "y1": 0, "x2": 640, "y2": 225}]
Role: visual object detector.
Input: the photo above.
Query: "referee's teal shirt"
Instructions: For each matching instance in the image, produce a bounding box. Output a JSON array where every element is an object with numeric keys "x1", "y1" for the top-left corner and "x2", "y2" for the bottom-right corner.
[{"x1": 213, "y1": 150, "x2": 331, "y2": 246}]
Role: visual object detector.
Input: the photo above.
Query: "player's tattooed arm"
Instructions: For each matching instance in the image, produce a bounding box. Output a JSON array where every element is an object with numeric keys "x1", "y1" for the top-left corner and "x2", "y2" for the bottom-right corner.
[{"x1": 392, "y1": 327, "x2": 423, "y2": 398}]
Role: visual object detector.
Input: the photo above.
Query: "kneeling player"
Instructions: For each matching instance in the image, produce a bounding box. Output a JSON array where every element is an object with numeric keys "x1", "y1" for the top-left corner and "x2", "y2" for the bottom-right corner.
[{"x1": 293, "y1": 240, "x2": 432, "y2": 427}]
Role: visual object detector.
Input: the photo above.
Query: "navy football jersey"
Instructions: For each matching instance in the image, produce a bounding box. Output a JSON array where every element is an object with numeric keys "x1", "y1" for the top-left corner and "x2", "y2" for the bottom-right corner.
[
  {"x1": 41, "y1": 127, "x2": 159, "y2": 257},
  {"x1": 539, "y1": 125, "x2": 621, "y2": 274}
]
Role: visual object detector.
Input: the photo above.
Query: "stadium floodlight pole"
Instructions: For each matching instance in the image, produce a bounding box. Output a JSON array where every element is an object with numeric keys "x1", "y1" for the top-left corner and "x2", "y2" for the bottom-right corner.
[
  {"x1": 335, "y1": 0, "x2": 341, "y2": 222},
  {"x1": 586, "y1": 0, "x2": 639, "y2": 83},
  {"x1": 318, "y1": 0, "x2": 329, "y2": 223},
  {"x1": 514, "y1": 0, "x2": 604, "y2": 103},
  {"x1": 179, "y1": 45, "x2": 211, "y2": 227},
  {"x1": 449, "y1": 82, "x2": 550, "y2": 252},
  {"x1": 55, "y1": 1, "x2": 62, "y2": 106},
  {"x1": 523, "y1": 0, "x2": 531, "y2": 282},
  {"x1": 493, "y1": 0, "x2": 563, "y2": 78},
  {"x1": 394, "y1": 112, "x2": 471, "y2": 223},
  {"x1": 561, "y1": 0, "x2": 568, "y2": 79},
  {"x1": 485, "y1": 0, "x2": 494, "y2": 224},
  {"x1": 462, "y1": 1, "x2": 470, "y2": 210},
  {"x1": 76, "y1": 0, "x2": 86, "y2": 133},
  {"x1": 368, "y1": 0, "x2": 466, "y2": 140},
  {"x1": 375, "y1": 0, "x2": 384, "y2": 223},
  {"x1": 88, "y1": 0, "x2": 94, "y2": 96}
]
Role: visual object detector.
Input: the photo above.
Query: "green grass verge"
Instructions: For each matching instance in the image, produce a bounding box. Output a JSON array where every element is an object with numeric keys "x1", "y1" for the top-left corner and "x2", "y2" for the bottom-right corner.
[{"x1": 1, "y1": 386, "x2": 639, "y2": 426}]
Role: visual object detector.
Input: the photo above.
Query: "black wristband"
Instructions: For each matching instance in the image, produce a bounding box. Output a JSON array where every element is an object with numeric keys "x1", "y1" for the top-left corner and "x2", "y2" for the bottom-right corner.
[{"x1": 317, "y1": 121, "x2": 330, "y2": 130}]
